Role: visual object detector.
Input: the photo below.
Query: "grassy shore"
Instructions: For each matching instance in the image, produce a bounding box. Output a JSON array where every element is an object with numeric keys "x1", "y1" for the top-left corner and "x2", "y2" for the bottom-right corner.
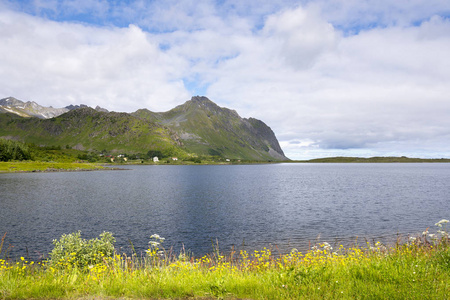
[
  {"x1": 1, "y1": 222, "x2": 449, "y2": 299},
  {"x1": 295, "y1": 156, "x2": 450, "y2": 163},
  {"x1": 0, "y1": 161, "x2": 106, "y2": 173}
]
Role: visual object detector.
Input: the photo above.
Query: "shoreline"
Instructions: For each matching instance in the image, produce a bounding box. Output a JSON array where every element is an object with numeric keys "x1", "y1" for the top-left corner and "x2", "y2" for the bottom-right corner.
[
  {"x1": 2, "y1": 156, "x2": 450, "y2": 173},
  {"x1": 0, "y1": 161, "x2": 127, "y2": 173}
]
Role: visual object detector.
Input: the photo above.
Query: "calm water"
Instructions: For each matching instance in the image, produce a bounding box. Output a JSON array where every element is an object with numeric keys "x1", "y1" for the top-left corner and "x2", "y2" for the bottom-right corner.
[{"x1": 1, "y1": 163, "x2": 449, "y2": 259}]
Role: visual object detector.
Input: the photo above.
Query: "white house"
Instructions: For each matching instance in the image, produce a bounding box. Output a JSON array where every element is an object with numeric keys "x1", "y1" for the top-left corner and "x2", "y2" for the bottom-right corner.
[{"x1": 153, "y1": 156, "x2": 159, "y2": 162}]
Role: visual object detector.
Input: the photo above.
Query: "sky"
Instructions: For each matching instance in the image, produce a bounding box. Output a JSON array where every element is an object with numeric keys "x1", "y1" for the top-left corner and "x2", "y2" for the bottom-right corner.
[{"x1": 1, "y1": 0, "x2": 450, "y2": 160}]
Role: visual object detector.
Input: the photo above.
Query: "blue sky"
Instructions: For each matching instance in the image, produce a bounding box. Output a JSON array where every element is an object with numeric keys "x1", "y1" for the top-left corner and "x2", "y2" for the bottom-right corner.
[{"x1": 1, "y1": 0, "x2": 450, "y2": 159}]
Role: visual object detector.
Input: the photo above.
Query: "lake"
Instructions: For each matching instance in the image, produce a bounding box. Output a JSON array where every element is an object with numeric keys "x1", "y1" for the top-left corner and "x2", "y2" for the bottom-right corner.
[{"x1": 1, "y1": 163, "x2": 449, "y2": 259}]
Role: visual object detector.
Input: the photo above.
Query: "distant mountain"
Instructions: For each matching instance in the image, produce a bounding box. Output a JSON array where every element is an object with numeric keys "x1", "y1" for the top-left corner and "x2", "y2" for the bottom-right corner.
[
  {"x1": 0, "y1": 96, "x2": 288, "y2": 161},
  {"x1": 0, "y1": 97, "x2": 108, "y2": 119},
  {"x1": 0, "y1": 97, "x2": 69, "y2": 118}
]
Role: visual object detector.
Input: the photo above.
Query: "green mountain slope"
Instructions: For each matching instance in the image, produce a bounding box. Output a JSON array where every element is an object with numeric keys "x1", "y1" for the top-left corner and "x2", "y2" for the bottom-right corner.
[
  {"x1": 0, "y1": 96, "x2": 288, "y2": 161},
  {"x1": 133, "y1": 96, "x2": 288, "y2": 161},
  {"x1": 0, "y1": 108, "x2": 184, "y2": 157}
]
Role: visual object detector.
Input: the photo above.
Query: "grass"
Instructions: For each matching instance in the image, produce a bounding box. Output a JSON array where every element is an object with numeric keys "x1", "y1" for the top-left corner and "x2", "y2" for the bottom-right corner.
[
  {"x1": 0, "y1": 161, "x2": 106, "y2": 173},
  {"x1": 1, "y1": 222, "x2": 449, "y2": 299},
  {"x1": 297, "y1": 156, "x2": 450, "y2": 163},
  {"x1": 0, "y1": 157, "x2": 280, "y2": 173}
]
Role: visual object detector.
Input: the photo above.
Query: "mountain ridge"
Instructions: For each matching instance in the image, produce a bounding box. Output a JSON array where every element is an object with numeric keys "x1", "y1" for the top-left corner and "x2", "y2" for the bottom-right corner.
[
  {"x1": 0, "y1": 96, "x2": 288, "y2": 161},
  {"x1": 0, "y1": 97, "x2": 108, "y2": 119},
  {"x1": 132, "y1": 96, "x2": 287, "y2": 160}
]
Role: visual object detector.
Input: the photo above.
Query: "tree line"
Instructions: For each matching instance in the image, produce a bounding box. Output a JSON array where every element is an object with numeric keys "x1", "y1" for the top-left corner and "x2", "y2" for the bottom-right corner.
[{"x1": 0, "y1": 138, "x2": 32, "y2": 161}]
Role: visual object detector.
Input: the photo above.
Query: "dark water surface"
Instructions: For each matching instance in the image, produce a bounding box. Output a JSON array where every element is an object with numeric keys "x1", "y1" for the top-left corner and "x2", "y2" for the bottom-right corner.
[{"x1": 1, "y1": 163, "x2": 449, "y2": 259}]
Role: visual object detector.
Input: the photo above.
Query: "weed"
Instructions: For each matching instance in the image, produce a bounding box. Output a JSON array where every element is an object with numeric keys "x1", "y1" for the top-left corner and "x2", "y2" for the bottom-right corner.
[
  {"x1": 49, "y1": 231, "x2": 115, "y2": 269},
  {"x1": 1, "y1": 220, "x2": 449, "y2": 299}
]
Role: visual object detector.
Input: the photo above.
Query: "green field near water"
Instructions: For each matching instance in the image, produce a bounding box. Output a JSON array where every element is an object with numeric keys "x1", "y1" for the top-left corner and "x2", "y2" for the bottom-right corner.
[{"x1": 0, "y1": 161, "x2": 105, "y2": 173}]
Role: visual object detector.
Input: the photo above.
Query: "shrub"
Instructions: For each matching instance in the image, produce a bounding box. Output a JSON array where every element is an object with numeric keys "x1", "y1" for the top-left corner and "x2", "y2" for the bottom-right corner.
[
  {"x1": 76, "y1": 152, "x2": 99, "y2": 162},
  {"x1": 0, "y1": 138, "x2": 31, "y2": 161},
  {"x1": 49, "y1": 231, "x2": 115, "y2": 269}
]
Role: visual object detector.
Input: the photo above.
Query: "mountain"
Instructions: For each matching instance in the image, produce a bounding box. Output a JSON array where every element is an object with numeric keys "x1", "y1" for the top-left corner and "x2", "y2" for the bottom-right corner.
[
  {"x1": 0, "y1": 96, "x2": 288, "y2": 161},
  {"x1": 0, "y1": 97, "x2": 108, "y2": 119},
  {"x1": 133, "y1": 96, "x2": 287, "y2": 160},
  {"x1": 0, "y1": 107, "x2": 183, "y2": 157},
  {"x1": 0, "y1": 97, "x2": 69, "y2": 118}
]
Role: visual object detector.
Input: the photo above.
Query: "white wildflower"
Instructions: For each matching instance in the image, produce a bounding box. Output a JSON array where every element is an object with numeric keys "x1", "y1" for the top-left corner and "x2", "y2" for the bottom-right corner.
[
  {"x1": 323, "y1": 242, "x2": 332, "y2": 250},
  {"x1": 435, "y1": 219, "x2": 449, "y2": 227},
  {"x1": 422, "y1": 230, "x2": 429, "y2": 236},
  {"x1": 438, "y1": 230, "x2": 449, "y2": 237},
  {"x1": 409, "y1": 237, "x2": 416, "y2": 242},
  {"x1": 149, "y1": 241, "x2": 160, "y2": 247},
  {"x1": 149, "y1": 234, "x2": 165, "y2": 243}
]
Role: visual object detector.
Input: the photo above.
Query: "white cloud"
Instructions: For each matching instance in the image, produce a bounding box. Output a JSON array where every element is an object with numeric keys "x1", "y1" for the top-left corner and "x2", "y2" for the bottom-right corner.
[
  {"x1": 203, "y1": 5, "x2": 450, "y2": 159},
  {"x1": 1, "y1": 0, "x2": 450, "y2": 159},
  {"x1": 261, "y1": 5, "x2": 340, "y2": 69},
  {"x1": 0, "y1": 10, "x2": 190, "y2": 111}
]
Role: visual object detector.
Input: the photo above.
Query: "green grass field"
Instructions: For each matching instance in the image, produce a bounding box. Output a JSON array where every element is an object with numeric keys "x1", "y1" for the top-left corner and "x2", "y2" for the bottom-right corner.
[
  {"x1": 0, "y1": 161, "x2": 105, "y2": 173},
  {"x1": 298, "y1": 156, "x2": 450, "y2": 163},
  {"x1": 1, "y1": 221, "x2": 449, "y2": 299}
]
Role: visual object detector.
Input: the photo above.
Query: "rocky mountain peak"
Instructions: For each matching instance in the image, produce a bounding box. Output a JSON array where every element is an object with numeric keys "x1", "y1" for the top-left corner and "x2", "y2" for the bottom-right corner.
[
  {"x1": 0, "y1": 97, "x2": 109, "y2": 119},
  {"x1": 0, "y1": 97, "x2": 25, "y2": 107},
  {"x1": 187, "y1": 96, "x2": 239, "y2": 118},
  {"x1": 65, "y1": 104, "x2": 89, "y2": 110},
  {"x1": 191, "y1": 96, "x2": 211, "y2": 103},
  {"x1": 95, "y1": 106, "x2": 109, "y2": 113},
  {"x1": 189, "y1": 96, "x2": 219, "y2": 110}
]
